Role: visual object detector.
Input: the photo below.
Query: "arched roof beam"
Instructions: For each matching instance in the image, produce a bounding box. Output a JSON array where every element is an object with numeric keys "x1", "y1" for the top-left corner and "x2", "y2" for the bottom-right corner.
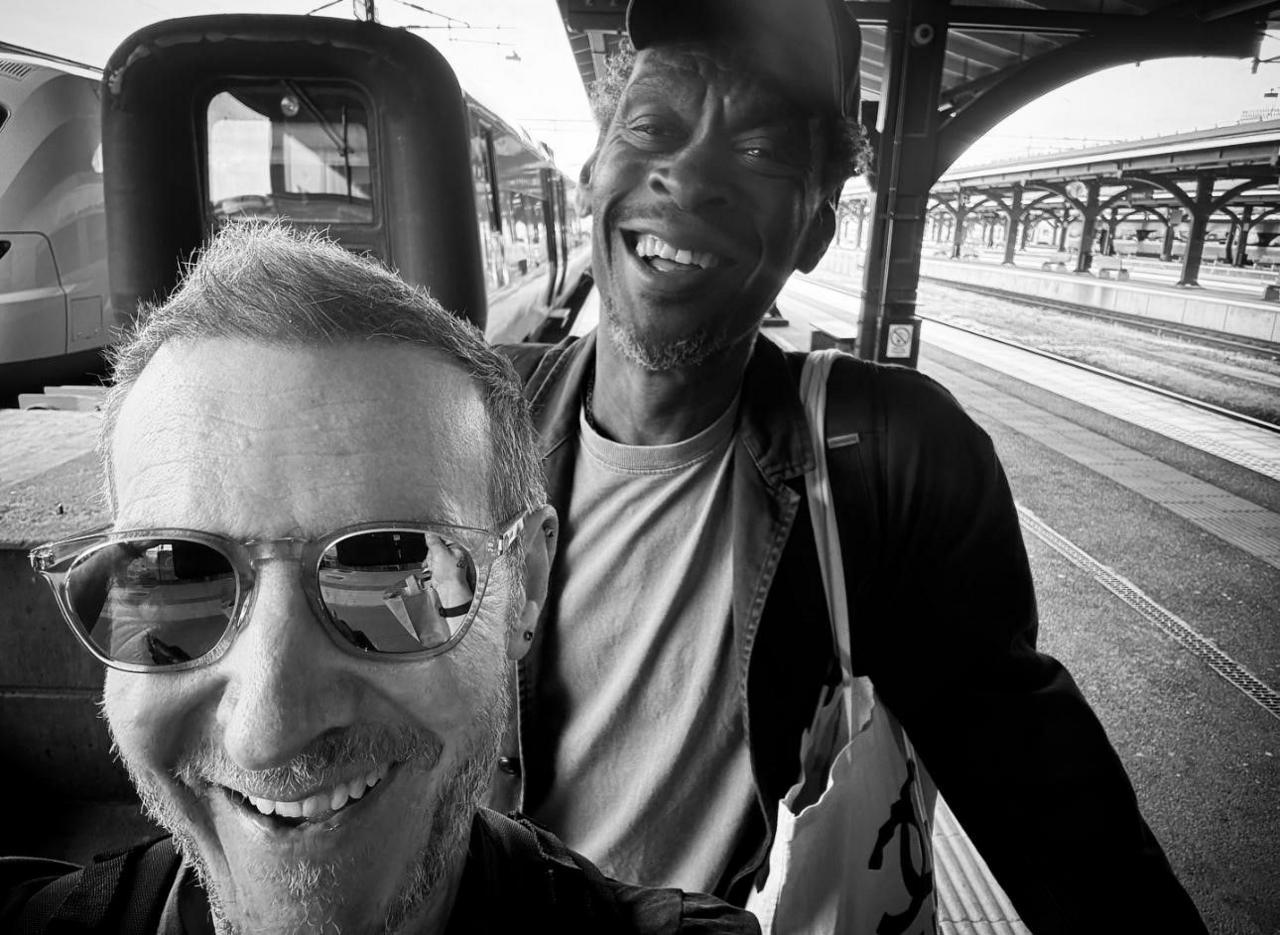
[
  {"x1": 1117, "y1": 206, "x2": 1172, "y2": 227},
  {"x1": 1121, "y1": 172, "x2": 1197, "y2": 212},
  {"x1": 1249, "y1": 205, "x2": 1280, "y2": 226},
  {"x1": 1027, "y1": 180, "x2": 1085, "y2": 214},
  {"x1": 1210, "y1": 178, "x2": 1280, "y2": 213},
  {"x1": 934, "y1": 18, "x2": 1258, "y2": 178},
  {"x1": 1022, "y1": 191, "x2": 1057, "y2": 213},
  {"x1": 966, "y1": 193, "x2": 1004, "y2": 213}
]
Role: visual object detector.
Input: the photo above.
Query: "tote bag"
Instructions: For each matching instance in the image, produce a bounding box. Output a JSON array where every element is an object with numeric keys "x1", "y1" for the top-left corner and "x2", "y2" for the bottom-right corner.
[{"x1": 746, "y1": 350, "x2": 938, "y2": 935}]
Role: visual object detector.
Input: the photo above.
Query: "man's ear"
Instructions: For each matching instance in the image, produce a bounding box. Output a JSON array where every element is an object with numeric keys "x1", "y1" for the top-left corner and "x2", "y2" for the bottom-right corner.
[
  {"x1": 579, "y1": 149, "x2": 599, "y2": 190},
  {"x1": 796, "y1": 199, "x2": 836, "y2": 274},
  {"x1": 507, "y1": 505, "x2": 558, "y2": 661}
]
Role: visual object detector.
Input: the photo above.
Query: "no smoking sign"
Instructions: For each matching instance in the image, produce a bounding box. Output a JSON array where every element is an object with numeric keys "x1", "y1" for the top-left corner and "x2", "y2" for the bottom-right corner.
[{"x1": 885, "y1": 323, "x2": 916, "y2": 359}]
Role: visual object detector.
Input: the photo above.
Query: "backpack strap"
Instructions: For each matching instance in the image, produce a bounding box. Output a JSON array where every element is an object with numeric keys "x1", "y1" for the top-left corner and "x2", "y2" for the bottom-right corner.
[
  {"x1": 10, "y1": 837, "x2": 180, "y2": 934},
  {"x1": 787, "y1": 350, "x2": 885, "y2": 626}
]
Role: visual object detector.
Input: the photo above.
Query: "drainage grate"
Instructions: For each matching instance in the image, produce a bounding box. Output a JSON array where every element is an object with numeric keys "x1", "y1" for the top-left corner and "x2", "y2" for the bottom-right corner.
[
  {"x1": 0, "y1": 60, "x2": 34, "y2": 81},
  {"x1": 1018, "y1": 504, "x2": 1280, "y2": 723}
]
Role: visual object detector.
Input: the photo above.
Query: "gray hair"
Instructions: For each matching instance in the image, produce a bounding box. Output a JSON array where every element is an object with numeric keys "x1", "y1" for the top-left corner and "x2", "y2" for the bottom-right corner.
[{"x1": 100, "y1": 221, "x2": 546, "y2": 532}]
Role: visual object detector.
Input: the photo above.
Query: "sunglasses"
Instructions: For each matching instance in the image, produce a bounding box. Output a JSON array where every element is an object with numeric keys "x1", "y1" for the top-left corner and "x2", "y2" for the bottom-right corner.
[{"x1": 29, "y1": 516, "x2": 528, "y2": 673}]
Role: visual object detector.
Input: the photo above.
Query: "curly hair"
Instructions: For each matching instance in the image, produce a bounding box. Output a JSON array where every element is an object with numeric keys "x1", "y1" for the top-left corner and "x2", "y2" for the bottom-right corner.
[{"x1": 588, "y1": 40, "x2": 871, "y2": 198}]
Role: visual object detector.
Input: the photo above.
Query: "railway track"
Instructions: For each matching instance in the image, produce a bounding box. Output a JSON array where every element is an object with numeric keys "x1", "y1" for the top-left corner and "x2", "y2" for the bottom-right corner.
[
  {"x1": 787, "y1": 272, "x2": 1280, "y2": 434},
  {"x1": 918, "y1": 313, "x2": 1280, "y2": 435}
]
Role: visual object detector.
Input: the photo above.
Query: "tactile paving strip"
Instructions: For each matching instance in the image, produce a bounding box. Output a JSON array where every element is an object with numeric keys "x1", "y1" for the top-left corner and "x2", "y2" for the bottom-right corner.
[
  {"x1": 933, "y1": 797, "x2": 1028, "y2": 935},
  {"x1": 1019, "y1": 505, "x2": 1280, "y2": 723}
]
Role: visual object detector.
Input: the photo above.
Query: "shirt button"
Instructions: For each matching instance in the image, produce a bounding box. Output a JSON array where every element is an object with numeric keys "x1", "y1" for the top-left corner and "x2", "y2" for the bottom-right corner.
[{"x1": 497, "y1": 756, "x2": 522, "y2": 776}]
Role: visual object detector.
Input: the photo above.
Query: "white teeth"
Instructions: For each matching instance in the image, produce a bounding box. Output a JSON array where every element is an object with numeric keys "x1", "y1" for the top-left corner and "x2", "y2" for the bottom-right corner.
[
  {"x1": 634, "y1": 234, "x2": 721, "y2": 270},
  {"x1": 330, "y1": 785, "x2": 350, "y2": 811},
  {"x1": 240, "y1": 763, "x2": 390, "y2": 821}
]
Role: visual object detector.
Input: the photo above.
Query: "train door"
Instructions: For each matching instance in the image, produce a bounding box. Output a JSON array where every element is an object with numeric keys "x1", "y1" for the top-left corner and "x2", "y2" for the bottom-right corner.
[{"x1": 102, "y1": 15, "x2": 486, "y2": 328}]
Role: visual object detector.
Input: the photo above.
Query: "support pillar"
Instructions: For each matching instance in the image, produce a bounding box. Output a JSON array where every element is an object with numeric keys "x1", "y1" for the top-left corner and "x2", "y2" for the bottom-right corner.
[
  {"x1": 950, "y1": 197, "x2": 968, "y2": 258},
  {"x1": 1002, "y1": 185, "x2": 1023, "y2": 265},
  {"x1": 1235, "y1": 205, "x2": 1253, "y2": 267},
  {"x1": 1073, "y1": 180, "x2": 1101, "y2": 273},
  {"x1": 1103, "y1": 207, "x2": 1118, "y2": 256},
  {"x1": 1161, "y1": 209, "x2": 1182, "y2": 262},
  {"x1": 1178, "y1": 175, "x2": 1214, "y2": 287},
  {"x1": 857, "y1": 0, "x2": 950, "y2": 365}
]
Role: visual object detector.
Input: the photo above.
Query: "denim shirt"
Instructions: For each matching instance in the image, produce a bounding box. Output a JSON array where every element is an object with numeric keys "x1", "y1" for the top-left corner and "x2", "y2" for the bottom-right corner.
[{"x1": 495, "y1": 332, "x2": 1206, "y2": 934}]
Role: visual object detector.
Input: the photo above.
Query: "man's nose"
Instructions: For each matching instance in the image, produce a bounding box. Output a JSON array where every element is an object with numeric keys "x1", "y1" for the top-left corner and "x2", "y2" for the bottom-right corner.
[
  {"x1": 647, "y1": 137, "x2": 732, "y2": 212},
  {"x1": 216, "y1": 562, "x2": 356, "y2": 771}
]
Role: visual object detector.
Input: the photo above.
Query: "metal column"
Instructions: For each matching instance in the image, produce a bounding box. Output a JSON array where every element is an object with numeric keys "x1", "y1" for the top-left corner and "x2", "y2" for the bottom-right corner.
[{"x1": 856, "y1": 0, "x2": 950, "y2": 366}]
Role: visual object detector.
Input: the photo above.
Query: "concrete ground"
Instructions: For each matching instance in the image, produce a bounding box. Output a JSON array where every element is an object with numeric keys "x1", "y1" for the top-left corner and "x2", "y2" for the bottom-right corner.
[{"x1": 923, "y1": 343, "x2": 1280, "y2": 935}]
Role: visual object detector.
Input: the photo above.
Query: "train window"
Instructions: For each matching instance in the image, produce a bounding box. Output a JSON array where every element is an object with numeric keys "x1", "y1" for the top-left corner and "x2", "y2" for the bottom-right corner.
[
  {"x1": 501, "y1": 190, "x2": 549, "y2": 279},
  {"x1": 206, "y1": 82, "x2": 375, "y2": 226}
]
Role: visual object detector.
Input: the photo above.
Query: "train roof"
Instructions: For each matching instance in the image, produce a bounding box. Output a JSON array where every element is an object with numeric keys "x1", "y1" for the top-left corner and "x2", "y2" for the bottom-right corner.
[{"x1": 0, "y1": 31, "x2": 561, "y2": 181}]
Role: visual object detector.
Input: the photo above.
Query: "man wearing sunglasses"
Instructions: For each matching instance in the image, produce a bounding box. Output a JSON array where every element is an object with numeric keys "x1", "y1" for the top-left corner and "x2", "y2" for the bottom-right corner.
[{"x1": 6, "y1": 223, "x2": 758, "y2": 935}]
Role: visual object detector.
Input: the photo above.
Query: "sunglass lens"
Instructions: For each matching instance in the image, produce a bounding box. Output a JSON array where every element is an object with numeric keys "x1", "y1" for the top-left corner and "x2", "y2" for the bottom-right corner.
[
  {"x1": 319, "y1": 530, "x2": 478, "y2": 652},
  {"x1": 66, "y1": 539, "x2": 237, "y2": 667}
]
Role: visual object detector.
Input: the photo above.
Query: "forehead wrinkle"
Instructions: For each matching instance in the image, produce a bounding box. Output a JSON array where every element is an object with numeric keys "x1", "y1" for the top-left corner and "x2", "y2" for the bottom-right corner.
[
  {"x1": 638, "y1": 45, "x2": 798, "y2": 119},
  {"x1": 625, "y1": 46, "x2": 815, "y2": 153},
  {"x1": 111, "y1": 338, "x2": 495, "y2": 537}
]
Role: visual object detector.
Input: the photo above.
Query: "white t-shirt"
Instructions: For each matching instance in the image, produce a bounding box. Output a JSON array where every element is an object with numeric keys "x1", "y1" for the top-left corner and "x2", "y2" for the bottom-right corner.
[{"x1": 529, "y1": 399, "x2": 756, "y2": 893}]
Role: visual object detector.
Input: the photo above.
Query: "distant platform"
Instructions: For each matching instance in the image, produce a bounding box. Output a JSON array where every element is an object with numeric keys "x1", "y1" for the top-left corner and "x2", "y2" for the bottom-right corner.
[{"x1": 920, "y1": 256, "x2": 1280, "y2": 345}]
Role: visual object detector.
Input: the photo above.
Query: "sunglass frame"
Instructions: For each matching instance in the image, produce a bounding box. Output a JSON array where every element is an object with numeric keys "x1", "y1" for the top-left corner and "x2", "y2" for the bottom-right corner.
[{"x1": 29, "y1": 516, "x2": 527, "y2": 673}]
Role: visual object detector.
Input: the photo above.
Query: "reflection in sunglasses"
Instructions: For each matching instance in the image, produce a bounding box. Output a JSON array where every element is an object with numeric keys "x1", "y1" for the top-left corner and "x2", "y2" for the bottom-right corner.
[{"x1": 34, "y1": 516, "x2": 528, "y2": 670}]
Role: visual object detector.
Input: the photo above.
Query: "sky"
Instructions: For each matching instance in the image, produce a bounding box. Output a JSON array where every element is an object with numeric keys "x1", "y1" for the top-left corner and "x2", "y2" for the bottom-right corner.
[{"x1": 6, "y1": 1, "x2": 1280, "y2": 177}]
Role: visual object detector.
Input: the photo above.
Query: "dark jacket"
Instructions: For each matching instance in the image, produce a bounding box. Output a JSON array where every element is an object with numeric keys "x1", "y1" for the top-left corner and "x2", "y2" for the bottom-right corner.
[
  {"x1": 495, "y1": 332, "x2": 1207, "y2": 935},
  {"x1": 0, "y1": 809, "x2": 758, "y2": 934}
]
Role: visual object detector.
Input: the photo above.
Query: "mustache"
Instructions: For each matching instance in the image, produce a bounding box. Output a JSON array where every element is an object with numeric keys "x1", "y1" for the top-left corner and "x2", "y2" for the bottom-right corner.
[
  {"x1": 174, "y1": 725, "x2": 443, "y2": 797},
  {"x1": 611, "y1": 202, "x2": 687, "y2": 229}
]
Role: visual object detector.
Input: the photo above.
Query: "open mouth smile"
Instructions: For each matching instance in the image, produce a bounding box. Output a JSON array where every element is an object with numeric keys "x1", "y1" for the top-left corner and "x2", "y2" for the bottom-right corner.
[
  {"x1": 632, "y1": 233, "x2": 724, "y2": 272},
  {"x1": 222, "y1": 762, "x2": 392, "y2": 831},
  {"x1": 623, "y1": 229, "x2": 737, "y2": 276}
]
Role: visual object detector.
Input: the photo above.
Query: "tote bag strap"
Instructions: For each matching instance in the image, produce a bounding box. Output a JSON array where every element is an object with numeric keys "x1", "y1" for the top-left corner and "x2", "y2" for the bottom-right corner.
[{"x1": 799, "y1": 350, "x2": 855, "y2": 726}]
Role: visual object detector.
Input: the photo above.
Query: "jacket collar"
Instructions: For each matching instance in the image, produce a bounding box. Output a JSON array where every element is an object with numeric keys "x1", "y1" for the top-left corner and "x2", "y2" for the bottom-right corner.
[
  {"x1": 527, "y1": 329, "x2": 814, "y2": 485},
  {"x1": 526, "y1": 330, "x2": 597, "y2": 460},
  {"x1": 736, "y1": 335, "x2": 814, "y2": 485}
]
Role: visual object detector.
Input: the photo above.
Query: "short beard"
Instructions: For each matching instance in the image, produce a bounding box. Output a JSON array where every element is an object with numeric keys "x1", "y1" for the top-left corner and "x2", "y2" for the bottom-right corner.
[
  {"x1": 602, "y1": 290, "x2": 734, "y2": 372},
  {"x1": 113, "y1": 683, "x2": 509, "y2": 935}
]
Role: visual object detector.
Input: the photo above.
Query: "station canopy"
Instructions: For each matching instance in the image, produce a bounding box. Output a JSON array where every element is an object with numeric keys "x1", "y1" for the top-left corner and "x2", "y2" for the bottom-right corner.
[{"x1": 557, "y1": 1, "x2": 1280, "y2": 164}]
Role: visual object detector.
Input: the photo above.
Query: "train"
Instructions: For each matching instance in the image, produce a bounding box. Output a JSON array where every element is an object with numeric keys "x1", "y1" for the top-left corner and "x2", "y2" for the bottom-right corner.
[{"x1": 0, "y1": 38, "x2": 590, "y2": 404}]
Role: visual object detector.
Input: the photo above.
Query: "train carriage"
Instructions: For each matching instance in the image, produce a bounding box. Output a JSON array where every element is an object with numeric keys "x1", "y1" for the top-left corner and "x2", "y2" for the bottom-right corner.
[{"x1": 0, "y1": 32, "x2": 588, "y2": 403}]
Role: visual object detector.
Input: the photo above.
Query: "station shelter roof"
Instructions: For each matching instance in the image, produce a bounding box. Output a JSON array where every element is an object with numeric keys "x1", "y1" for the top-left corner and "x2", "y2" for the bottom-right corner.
[
  {"x1": 918, "y1": 119, "x2": 1280, "y2": 230},
  {"x1": 556, "y1": 1, "x2": 1280, "y2": 171},
  {"x1": 558, "y1": 1, "x2": 1280, "y2": 103}
]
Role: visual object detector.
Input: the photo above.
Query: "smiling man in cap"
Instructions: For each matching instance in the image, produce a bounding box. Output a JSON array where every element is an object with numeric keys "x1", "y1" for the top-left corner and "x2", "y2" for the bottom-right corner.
[{"x1": 496, "y1": 0, "x2": 1208, "y2": 931}]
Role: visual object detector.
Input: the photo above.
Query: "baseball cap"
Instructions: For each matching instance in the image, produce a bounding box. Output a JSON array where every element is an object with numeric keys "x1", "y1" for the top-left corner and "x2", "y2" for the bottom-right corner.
[{"x1": 625, "y1": 0, "x2": 861, "y2": 119}]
